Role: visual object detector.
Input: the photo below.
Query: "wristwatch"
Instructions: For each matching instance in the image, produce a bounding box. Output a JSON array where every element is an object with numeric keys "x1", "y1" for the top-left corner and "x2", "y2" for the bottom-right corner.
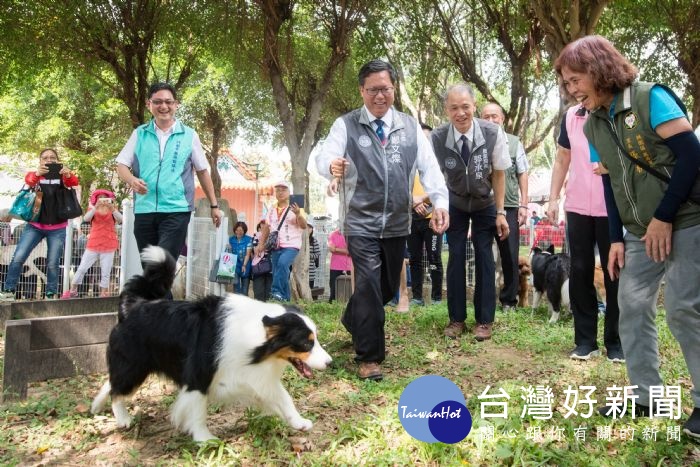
[
  {"x1": 210, "y1": 205, "x2": 219, "y2": 209},
  {"x1": 496, "y1": 209, "x2": 507, "y2": 216}
]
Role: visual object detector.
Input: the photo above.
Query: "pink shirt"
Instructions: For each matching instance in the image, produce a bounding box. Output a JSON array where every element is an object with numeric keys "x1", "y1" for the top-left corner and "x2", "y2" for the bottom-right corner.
[
  {"x1": 265, "y1": 204, "x2": 304, "y2": 249},
  {"x1": 328, "y1": 230, "x2": 352, "y2": 271},
  {"x1": 564, "y1": 105, "x2": 607, "y2": 217}
]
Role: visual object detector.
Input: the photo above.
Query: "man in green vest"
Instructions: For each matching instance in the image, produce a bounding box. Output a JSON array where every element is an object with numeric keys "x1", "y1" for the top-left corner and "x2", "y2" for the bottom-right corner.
[
  {"x1": 116, "y1": 82, "x2": 222, "y2": 263},
  {"x1": 482, "y1": 103, "x2": 529, "y2": 310}
]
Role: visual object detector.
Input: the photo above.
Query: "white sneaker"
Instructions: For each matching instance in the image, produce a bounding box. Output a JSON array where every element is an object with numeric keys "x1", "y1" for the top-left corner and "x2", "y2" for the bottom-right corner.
[{"x1": 0, "y1": 290, "x2": 16, "y2": 301}]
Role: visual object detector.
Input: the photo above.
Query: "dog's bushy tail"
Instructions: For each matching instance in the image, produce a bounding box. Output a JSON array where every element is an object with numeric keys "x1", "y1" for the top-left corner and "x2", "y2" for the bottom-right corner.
[{"x1": 119, "y1": 246, "x2": 176, "y2": 322}]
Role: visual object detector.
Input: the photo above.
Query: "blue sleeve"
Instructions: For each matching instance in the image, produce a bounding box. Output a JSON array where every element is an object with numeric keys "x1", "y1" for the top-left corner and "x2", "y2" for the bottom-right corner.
[
  {"x1": 649, "y1": 85, "x2": 685, "y2": 130},
  {"x1": 588, "y1": 143, "x2": 601, "y2": 163},
  {"x1": 557, "y1": 114, "x2": 570, "y2": 149}
]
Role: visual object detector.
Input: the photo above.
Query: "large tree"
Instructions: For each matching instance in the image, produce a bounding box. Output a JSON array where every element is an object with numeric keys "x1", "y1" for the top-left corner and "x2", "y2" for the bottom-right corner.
[
  {"x1": 10, "y1": 0, "x2": 210, "y2": 127},
  {"x1": 236, "y1": 0, "x2": 373, "y2": 299}
]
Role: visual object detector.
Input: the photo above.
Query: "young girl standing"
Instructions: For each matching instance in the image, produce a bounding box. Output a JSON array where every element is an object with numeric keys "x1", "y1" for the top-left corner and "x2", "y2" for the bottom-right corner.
[{"x1": 61, "y1": 189, "x2": 122, "y2": 298}]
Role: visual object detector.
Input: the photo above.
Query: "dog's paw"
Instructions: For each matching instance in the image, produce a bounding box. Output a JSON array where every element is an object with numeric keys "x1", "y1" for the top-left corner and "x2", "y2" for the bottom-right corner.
[
  {"x1": 114, "y1": 414, "x2": 132, "y2": 428},
  {"x1": 290, "y1": 417, "x2": 313, "y2": 431},
  {"x1": 192, "y1": 429, "x2": 218, "y2": 442},
  {"x1": 548, "y1": 312, "x2": 560, "y2": 324}
]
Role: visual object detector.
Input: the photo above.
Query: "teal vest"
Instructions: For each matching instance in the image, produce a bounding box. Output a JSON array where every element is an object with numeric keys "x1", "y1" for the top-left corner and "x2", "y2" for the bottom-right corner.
[
  {"x1": 584, "y1": 82, "x2": 700, "y2": 236},
  {"x1": 504, "y1": 133, "x2": 521, "y2": 208},
  {"x1": 132, "y1": 120, "x2": 196, "y2": 214}
]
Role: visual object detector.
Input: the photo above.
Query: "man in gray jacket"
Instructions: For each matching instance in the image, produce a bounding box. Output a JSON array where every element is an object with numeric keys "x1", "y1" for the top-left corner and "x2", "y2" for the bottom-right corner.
[
  {"x1": 432, "y1": 84, "x2": 511, "y2": 341},
  {"x1": 316, "y1": 59, "x2": 449, "y2": 381}
]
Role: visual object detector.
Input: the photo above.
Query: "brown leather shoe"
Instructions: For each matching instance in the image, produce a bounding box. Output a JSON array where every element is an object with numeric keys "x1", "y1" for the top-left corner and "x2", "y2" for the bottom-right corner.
[
  {"x1": 358, "y1": 362, "x2": 383, "y2": 381},
  {"x1": 443, "y1": 321, "x2": 466, "y2": 339},
  {"x1": 474, "y1": 323, "x2": 492, "y2": 341}
]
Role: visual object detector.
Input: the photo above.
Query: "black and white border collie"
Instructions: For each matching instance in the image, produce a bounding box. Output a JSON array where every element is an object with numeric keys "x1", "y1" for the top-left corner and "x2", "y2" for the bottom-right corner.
[
  {"x1": 91, "y1": 246, "x2": 332, "y2": 442},
  {"x1": 530, "y1": 244, "x2": 570, "y2": 324}
]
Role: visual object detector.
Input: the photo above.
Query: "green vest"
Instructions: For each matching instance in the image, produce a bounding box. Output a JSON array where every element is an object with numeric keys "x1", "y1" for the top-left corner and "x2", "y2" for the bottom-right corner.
[
  {"x1": 584, "y1": 82, "x2": 700, "y2": 237},
  {"x1": 132, "y1": 120, "x2": 196, "y2": 214},
  {"x1": 504, "y1": 133, "x2": 521, "y2": 208}
]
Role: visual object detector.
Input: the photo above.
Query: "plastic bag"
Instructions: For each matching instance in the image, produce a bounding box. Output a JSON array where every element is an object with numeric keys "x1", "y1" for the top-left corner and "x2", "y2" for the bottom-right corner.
[{"x1": 216, "y1": 251, "x2": 237, "y2": 280}]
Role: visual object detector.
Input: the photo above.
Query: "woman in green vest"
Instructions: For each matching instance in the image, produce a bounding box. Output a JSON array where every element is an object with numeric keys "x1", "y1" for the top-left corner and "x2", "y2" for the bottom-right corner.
[{"x1": 554, "y1": 35, "x2": 700, "y2": 440}]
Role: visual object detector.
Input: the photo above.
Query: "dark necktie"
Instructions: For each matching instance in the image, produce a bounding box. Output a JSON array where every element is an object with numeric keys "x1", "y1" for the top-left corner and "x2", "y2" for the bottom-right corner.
[
  {"x1": 375, "y1": 119, "x2": 386, "y2": 145},
  {"x1": 460, "y1": 135, "x2": 471, "y2": 166}
]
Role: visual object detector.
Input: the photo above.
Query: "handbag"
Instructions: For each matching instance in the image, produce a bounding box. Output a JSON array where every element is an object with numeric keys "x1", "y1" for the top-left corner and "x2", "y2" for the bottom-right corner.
[
  {"x1": 56, "y1": 185, "x2": 83, "y2": 220},
  {"x1": 9, "y1": 185, "x2": 43, "y2": 222},
  {"x1": 603, "y1": 111, "x2": 700, "y2": 205},
  {"x1": 264, "y1": 206, "x2": 291, "y2": 251},
  {"x1": 251, "y1": 252, "x2": 272, "y2": 276}
]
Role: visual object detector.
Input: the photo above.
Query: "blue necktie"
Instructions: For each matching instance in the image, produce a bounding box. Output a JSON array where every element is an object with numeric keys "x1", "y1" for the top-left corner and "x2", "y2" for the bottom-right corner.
[
  {"x1": 460, "y1": 135, "x2": 470, "y2": 166},
  {"x1": 375, "y1": 119, "x2": 386, "y2": 145}
]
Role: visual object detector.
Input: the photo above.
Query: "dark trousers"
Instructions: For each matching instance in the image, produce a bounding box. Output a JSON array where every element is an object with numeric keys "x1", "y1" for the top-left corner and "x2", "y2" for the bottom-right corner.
[
  {"x1": 253, "y1": 273, "x2": 273, "y2": 301},
  {"x1": 343, "y1": 236, "x2": 406, "y2": 363},
  {"x1": 134, "y1": 212, "x2": 191, "y2": 261},
  {"x1": 407, "y1": 218, "x2": 443, "y2": 301},
  {"x1": 447, "y1": 204, "x2": 497, "y2": 325},
  {"x1": 329, "y1": 269, "x2": 351, "y2": 301},
  {"x1": 495, "y1": 207, "x2": 520, "y2": 306},
  {"x1": 566, "y1": 212, "x2": 621, "y2": 351}
]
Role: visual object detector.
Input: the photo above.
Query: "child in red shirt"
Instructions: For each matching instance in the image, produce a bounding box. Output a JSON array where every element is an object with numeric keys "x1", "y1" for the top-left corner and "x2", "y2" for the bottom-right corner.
[{"x1": 61, "y1": 189, "x2": 122, "y2": 298}]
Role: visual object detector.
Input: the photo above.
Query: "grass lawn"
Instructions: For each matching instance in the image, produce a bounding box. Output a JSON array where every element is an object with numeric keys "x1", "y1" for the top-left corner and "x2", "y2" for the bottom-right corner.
[{"x1": 1, "y1": 301, "x2": 698, "y2": 465}]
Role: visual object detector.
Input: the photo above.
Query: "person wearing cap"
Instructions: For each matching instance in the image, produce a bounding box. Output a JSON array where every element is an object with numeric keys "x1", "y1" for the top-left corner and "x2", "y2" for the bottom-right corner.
[
  {"x1": 316, "y1": 59, "x2": 449, "y2": 381},
  {"x1": 258, "y1": 180, "x2": 307, "y2": 301},
  {"x1": 115, "y1": 82, "x2": 222, "y2": 264},
  {"x1": 61, "y1": 189, "x2": 122, "y2": 298}
]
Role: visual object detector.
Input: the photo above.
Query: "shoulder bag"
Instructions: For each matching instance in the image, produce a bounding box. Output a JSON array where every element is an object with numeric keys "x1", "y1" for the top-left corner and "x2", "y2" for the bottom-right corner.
[
  {"x1": 264, "y1": 206, "x2": 291, "y2": 252},
  {"x1": 9, "y1": 185, "x2": 43, "y2": 222},
  {"x1": 57, "y1": 185, "x2": 84, "y2": 220}
]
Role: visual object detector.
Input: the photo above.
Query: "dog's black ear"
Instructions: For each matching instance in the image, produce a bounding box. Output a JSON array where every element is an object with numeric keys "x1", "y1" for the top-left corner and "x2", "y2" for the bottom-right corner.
[
  {"x1": 532, "y1": 246, "x2": 542, "y2": 254},
  {"x1": 546, "y1": 244, "x2": 555, "y2": 254}
]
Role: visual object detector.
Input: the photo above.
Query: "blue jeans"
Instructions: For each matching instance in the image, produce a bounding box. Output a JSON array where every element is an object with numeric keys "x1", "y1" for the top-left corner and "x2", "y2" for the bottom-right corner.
[
  {"x1": 5, "y1": 224, "x2": 66, "y2": 295},
  {"x1": 270, "y1": 247, "x2": 299, "y2": 301},
  {"x1": 234, "y1": 275, "x2": 251, "y2": 296}
]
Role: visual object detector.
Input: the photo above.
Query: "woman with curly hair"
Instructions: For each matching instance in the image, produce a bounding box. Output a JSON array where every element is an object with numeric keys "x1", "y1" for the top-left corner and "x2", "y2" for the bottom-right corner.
[{"x1": 555, "y1": 35, "x2": 700, "y2": 438}]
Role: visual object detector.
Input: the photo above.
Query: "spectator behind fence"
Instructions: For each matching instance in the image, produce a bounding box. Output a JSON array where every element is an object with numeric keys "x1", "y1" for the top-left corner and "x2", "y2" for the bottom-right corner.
[
  {"x1": 556, "y1": 35, "x2": 700, "y2": 437},
  {"x1": 548, "y1": 103, "x2": 622, "y2": 363},
  {"x1": 251, "y1": 221, "x2": 273, "y2": 301},
  {"x1": 1, "y1": 148, "x2": 79, "y2": 301},
  {"x1": 62, "y1": 189, "x2": 122, "y2": 298},
  {"x1": 327, "y1": 228, "x2": 352, "y2": 302},
  {"x1": 308, "y1": 224, "x2": 321, "y2": 290},
  {"x1": 115, "y1": 82, "x2": 221, "y2": 265},
  {"x1": 259, "y1": 180, "x2": 306, "y2": 302},
  {"x1": 228, "y1": 221, "x2": 252, "y2": 296}
]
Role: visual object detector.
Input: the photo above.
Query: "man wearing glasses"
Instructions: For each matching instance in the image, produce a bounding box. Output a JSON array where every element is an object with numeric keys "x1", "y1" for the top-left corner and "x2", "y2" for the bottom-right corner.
[
  {"x1": 316, "y1": 59, "x2": 449, "y2": 381},
  {"x1": 116, "y1": 82, "x2": 222, "y2": 265}
]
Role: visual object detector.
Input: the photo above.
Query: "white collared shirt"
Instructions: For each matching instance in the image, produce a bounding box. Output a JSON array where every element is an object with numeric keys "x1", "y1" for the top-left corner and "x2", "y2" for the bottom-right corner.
[
  {"x1": 452, "y1": 121, "x2": 511, "y2": 171},
  {"x1": 116, "y1": 119, "x2": 209, "y2": 171},
  {"x1": 316, "y1": 106, "x2": 448, "y2": 211}
]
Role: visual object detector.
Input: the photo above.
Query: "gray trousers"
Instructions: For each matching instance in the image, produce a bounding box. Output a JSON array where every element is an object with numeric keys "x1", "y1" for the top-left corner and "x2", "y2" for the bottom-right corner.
[{"x1": 619, "y1": 224, "x2": 700, "y2": 407}]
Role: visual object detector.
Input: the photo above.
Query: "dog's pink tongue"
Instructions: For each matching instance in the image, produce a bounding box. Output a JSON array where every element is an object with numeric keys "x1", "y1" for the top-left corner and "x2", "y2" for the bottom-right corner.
[{"x1": 302, "y1": 363, "x2": 313, "y2": 379}]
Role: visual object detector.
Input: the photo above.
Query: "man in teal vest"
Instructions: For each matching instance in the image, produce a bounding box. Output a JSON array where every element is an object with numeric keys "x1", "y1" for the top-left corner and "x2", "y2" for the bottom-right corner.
[
  {"x1": 116, "y1": 82, "x2": 221, "y2": 263},
  {"x1": 481, "y1": 102, "x2": 529, "y2": 310}
]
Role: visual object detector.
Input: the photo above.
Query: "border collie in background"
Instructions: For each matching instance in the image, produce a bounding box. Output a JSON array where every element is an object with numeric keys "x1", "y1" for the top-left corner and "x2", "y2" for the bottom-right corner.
[
  {"x1": 530, "y1": 244, "x2": 570, "y2": 324},
  {"x1": 91, "y1": 246, "x2": 332, "y2": 442}
]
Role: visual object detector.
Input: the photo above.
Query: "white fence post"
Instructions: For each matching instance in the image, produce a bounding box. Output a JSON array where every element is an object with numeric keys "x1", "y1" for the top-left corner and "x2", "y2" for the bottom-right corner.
[
  {"x1": 62, "y1": 221, "x2": 74, "y2": 293},
  {"x1": 119, "y1": 198, "x2": 142, "y2": 292}
]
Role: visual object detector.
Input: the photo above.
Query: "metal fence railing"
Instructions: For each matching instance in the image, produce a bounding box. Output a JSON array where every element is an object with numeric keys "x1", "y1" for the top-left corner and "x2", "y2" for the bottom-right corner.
[{"x1": 1, "y1": 205, "x2": 567, "y2": 302}]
